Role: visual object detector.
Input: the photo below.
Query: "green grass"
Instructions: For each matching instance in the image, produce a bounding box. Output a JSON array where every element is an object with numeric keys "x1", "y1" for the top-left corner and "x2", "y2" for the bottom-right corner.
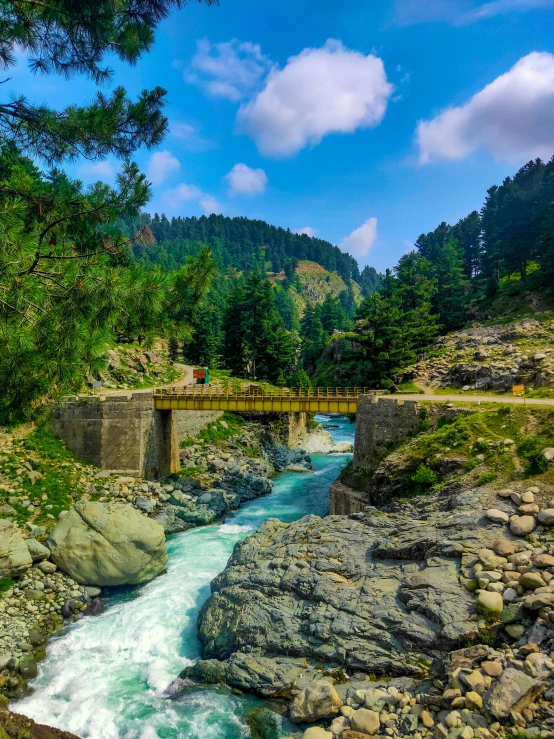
[
  {"x1": 396, "y1": 380, "x2": 424, "y2": 394},
  {"x1": 0, "y1": 577, "x2": 14, "y2": 594},
  {"x1": 180, "y1": 412, "x2": 247, "y2": 448},
  {"x1": 0, "y1": 427, "x2": 89, "y2": 531},
  {"x1": 477, "y1": 471, "x2": 497, "y2": 486}
]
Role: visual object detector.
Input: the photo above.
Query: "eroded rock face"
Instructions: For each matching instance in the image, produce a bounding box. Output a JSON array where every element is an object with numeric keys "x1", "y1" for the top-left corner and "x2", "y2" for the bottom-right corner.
[
  {"x1": 47, "y1": 501, "x2": 167, "y2": 586},
  {"x1": 193, "y1": 488, "x2": 498, "y2": 688}
]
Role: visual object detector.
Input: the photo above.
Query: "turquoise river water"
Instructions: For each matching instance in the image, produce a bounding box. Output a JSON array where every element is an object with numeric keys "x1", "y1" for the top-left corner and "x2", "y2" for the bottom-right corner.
[{"x1": 16, "y1": 416, "x2": 355, "y2": 739}]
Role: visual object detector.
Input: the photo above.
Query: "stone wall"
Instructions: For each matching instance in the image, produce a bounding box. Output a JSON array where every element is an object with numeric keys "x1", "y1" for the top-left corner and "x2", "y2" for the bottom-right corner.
[
  {"x1": 51, "y1": 393, "x2": 179, "y2": 480},
  {"x1": 330, "y1": 396, "x2": 422, "y2": 515},
  {"x1": 352, "y1": 396, "x2": 421, "y2": 474},
  {"x1": 175, "y1": 410, "x2": 224, "y2": 442}
]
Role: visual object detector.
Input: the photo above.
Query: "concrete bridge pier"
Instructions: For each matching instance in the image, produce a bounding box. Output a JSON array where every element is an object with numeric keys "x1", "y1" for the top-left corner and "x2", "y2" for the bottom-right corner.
[{"x1": 51, "y1": 393, "x2": 180, "y2": 480}]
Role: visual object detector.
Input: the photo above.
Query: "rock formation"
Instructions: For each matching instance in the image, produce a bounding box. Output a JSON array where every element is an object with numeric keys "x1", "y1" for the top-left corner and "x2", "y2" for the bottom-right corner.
[{"x1": 47, "y1": 501, "x2": 167, "y2": 586}]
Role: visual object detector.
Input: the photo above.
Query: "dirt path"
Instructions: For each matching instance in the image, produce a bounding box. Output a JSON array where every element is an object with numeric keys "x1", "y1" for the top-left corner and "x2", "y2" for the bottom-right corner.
[{"x1": 393, "y1": 393, "x2": 554, "y2": 406}]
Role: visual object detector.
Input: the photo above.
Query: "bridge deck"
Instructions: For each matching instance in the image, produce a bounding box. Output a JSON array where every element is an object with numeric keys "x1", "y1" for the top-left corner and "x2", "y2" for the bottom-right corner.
[{"x1": 153, "y1": 387, "x2": 371, "y2": 413}]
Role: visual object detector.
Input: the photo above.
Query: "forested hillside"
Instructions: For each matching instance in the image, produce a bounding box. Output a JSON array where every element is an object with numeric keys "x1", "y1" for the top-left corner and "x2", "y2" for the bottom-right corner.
[
  {"x1": 129, "y1": 212, "x2": 362, "y2": 281},
  {"x1": 119, "y1": 211, "x2": 382, "y2": 383},
  {"x1": 317, "y1": 157, "x2": 554, "y2": 389}
]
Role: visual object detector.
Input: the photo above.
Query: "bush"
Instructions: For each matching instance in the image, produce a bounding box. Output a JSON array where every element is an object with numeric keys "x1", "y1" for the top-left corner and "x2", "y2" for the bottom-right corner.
[
  {"x1": 477, "y1": 471, "x2": 497, "y2": 486},
  {"x1": 517, "y1": 436, "x2": 550, "y2": 474},
  {"x1": 411, "y1": 464, "x2": 438, "y2": 488}
]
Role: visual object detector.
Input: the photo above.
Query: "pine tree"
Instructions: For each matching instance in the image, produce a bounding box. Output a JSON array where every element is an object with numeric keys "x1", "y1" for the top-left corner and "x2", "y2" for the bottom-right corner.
[
  {"x1": 300, "y1": 304, "x2": 327, "y2": 375},
  {"x1": 168, "y1": 337, "x2": 179, "y2": 362}
]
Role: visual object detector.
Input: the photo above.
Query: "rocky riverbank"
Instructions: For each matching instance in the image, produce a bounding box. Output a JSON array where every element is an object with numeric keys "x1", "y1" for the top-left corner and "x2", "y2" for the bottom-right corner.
[
  {"x1": 0, "y1": 415, "x2": 314, "y2": 704},
  {"x1": 176, "y1": 479, "x2": 554, "y2": 738}
]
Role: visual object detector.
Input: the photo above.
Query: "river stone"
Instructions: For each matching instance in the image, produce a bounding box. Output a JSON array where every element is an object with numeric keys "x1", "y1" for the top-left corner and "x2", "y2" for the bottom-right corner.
[
  {"x1": 484, "y1": 667, "x2": 545, "y2": 719},
  {"x1": 524, "y1": 592, "x2": 554, "y2": 610},
  {"x1": 0, "y1": 519, "x2": 32, "y2": 576},
  {"x1": 534, "y1": 553, "x2": 554, "y2": 567},
  {"x1": 519, "y1": 572, "x2": 546, "y2": 590},
  {"x1": 351, "y1": 708, "x2": 380, "y2": 735},
  {"x1": 38, "y1": 560, "x2": 57, "y2": 574},
  {"x1": 290, "y1": 681, "x2": 343, "y2": 723},
  {"x1": 477, "y1": 590, "x2": 503, "y2": 614},
  {"x1": 302, "y1": 729, "x2": 333, "y2": 739},
  {"x1": 47, "y1": 501, "x2": 168, "y2": 586},
  {"x1": 25, "y1": 538, "x2": 50, "y2": 562},
  {"x1": 510, "y1": 516, "x2": 535, "y2": 536},
  {"x1": 537, "y1": 509, "x2": 554, "y2": 525},
  {"x1": 486, "y1": 509, "x2": 509, "y2": 524}
]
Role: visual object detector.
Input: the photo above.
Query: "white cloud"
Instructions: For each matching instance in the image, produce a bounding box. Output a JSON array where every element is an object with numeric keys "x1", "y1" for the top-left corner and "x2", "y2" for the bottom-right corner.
[
  {"x1": 161, "y1": 182, "x2": 222, "y2": 215},
  {"x1": 417, "y1": 52, "x2": 554, "y2": 164},
  {"x1": 237, "y1": 39, "x2": 394, "y2": 157},
  {"x1": 395, "y1": 0, "x2": 554, "y2": 25},
  {"x1": 147, "y1": 151, "x2": 181, "y2": 185},
  {"x1": 226, "y1": 163, "x2": 268, "y2": 195},
  {"x1": 183, "y1": 38, "x2": 272, "y2": 102},
  {"x1": 340, "y1": 218, "x2": 378, "y2": 259},
  {"x1": 200, "y1": 196, "x2": 222, "y2": 214},
  {"x1": 297, "y1": 227, "x2": 318, "y2": 237},
  {"x1": 78, "y1": 161, "x2": 116, "y2": 180}
]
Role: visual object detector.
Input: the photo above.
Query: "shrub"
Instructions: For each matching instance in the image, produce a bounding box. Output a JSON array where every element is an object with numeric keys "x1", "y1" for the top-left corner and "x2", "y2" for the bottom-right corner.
[
  {"x1": 477, "y1": 471, "x2": 497, "y2": 486},
  {"x1": 411, "y1": 464, "x2": 438, "y2": 488},
  {"x1": 517, "y1": 436, "x2": 550, "y2": 474}
]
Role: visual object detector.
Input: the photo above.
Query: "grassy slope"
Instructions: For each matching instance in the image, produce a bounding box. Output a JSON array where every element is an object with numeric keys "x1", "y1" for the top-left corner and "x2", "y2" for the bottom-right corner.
[
  {"x1": 271, "y1": 260, "x2": 362, "y2": 317},
  {"x1": 342, "y1": 403, "x2": 554, "y2": 500}
]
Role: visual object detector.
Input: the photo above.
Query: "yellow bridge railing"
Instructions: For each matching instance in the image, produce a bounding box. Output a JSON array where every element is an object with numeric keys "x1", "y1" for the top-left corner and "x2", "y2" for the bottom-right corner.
[{"x1": 153, "y1": 386, "x2": 372, "y2": 412}]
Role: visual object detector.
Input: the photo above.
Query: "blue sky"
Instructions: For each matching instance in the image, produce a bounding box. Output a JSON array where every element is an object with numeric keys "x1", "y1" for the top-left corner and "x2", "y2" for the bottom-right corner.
[{"x1": 10, "y1": 0, "x2": 554, "y2": 272}]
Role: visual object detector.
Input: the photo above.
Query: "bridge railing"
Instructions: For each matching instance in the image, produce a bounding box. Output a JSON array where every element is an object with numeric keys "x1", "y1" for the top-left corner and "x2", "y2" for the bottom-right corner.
[{"x1": 154, "y1": 386, "x2": 373, "y2": 398}]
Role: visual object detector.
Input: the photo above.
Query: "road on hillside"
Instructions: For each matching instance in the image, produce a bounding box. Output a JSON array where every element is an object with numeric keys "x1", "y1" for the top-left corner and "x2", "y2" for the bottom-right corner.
[{"x1": 391, "y1": 393, "x2": 554, "y2": 406}]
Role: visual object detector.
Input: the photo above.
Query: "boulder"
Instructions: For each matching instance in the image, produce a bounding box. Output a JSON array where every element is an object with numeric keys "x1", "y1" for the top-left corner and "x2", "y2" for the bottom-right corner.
[
  {"x1": 302, "y1": 729, "x2": 333, "y2": 739},
  {"x1": 543, "y1": 448, "x2": 554, "y2": 462},
  {"x1": 510, "y1": 516, "x2": 535, "y2": 536},
  {"x1": 25, "y1": 538, "x2": 50, "y2": 562},
  {"x1": 351, "y1": 708, "x2": 380, "y2": 735},
  {"x1": 484, "y1": 667, "x2": 545, "y2": 719},
  {"x1": 290, "y1": 680, "x2": 342, "y2": 724},
  {"x1": 0, "y1": 520, "x2": 32, "y2": 576},
  {"x1": 485, "y1": 509, "x2": 509, "y2": 524},
  {"x1": 290, "y1": 680, "x2": 343, "y2": 723},
  {"x1": 47, "y1": 501, "x2": 168, "y2": 586},
  {"x1": 476, "y1": 590, "x2": 503, "y2": 614},
  {"x1": 537, "y1": 509, "x2": 554, "y2": 525}
]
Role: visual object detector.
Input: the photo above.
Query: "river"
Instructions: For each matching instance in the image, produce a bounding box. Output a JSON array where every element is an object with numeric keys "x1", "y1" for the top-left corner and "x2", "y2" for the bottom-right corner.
[{"x1": 16, "y1": 416, "x2": 355, "y2": 739}]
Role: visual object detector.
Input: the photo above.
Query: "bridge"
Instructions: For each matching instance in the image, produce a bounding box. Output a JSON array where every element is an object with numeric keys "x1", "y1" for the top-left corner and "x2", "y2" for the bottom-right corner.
[{"x1": 153, "y1": 386, "x2": 370, "y2": 414}]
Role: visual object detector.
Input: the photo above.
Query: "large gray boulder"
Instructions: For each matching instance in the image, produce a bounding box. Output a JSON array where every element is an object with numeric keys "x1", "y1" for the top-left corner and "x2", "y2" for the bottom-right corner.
[
  {"x1": 47, "y1": 501, "x2": 167, "y2": 586},
  {"x1": 0, "y1": 520, "x2": 32, "y2": 576}
]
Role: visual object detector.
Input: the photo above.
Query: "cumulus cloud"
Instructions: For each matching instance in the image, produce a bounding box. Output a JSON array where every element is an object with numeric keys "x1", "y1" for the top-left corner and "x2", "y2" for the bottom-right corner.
[
  {"x1": 340, "y1": 218, "x2": 378, "y2": 259},
  {"x1": 395, "y1": 0, "x2": 553, "y2": 25},
  {"x1": 147, "y1": 151, "x2": 181, "y2": 185},
  {"x1": 237, "y1": 39, "x2": 394, "y2": 157},
  {"x1": 417, "y1": 52, "x2": 554, "y2": 164},
  {"x1": 297, "y1": 227, "x2": 317, "y2": 237},
  {"x1": 161, "y1": 182, "x2": 222, "y2": 215},
  {"x1": 183, "y1": 38, "x2": 272, "y2": 101},
  {"x1": 226, "y1": 163, "x2": 268, "y2": 195}
]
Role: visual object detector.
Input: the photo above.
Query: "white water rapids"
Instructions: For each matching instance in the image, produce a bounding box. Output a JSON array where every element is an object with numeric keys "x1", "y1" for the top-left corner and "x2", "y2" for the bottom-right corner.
[{"x1": 16, "y1": 416, "x2": 355, "y2": 739}]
